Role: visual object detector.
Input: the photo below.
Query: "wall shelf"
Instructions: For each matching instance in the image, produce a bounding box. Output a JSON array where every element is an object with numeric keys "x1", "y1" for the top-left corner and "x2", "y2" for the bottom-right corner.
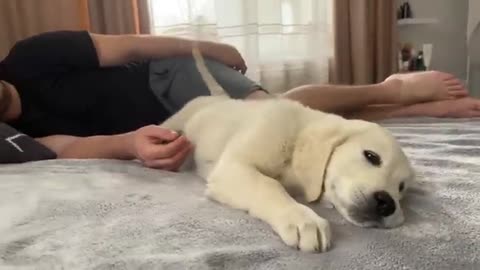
[{"x1": 397, "y1": 18, "x2": 439, "y2": 26}]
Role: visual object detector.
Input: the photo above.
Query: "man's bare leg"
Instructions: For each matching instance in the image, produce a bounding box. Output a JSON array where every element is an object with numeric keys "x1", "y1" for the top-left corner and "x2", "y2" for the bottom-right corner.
[
  {"x1": 279, "y1": 80, "x2": 400, "y2": 115},
  {"x1": 346, "y1": 98, "x2": 480, "y2": 121},
  {"x1": 245, "y1": 70, "x2": 474, "y2": 121},
  {"x1": 279, "y1": 71, "x2": 468, "y2": 114}
]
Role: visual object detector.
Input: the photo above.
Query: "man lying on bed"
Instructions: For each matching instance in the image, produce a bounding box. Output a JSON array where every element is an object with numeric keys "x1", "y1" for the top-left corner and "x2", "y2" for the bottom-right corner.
[{"x1": 0, "y1": 31, "x2": 477, "y2": 170}]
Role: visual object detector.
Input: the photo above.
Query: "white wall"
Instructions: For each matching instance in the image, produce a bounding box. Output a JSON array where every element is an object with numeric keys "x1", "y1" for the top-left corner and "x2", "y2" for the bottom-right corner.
[
  {"x1": 467, "y1": 0, "x2": 480, "y2": 96},
  {"x1": 397, "y1": 0, "x2": 468, "y2": 80},
  {"x1": 468, "y1": 28, "x2": 480, "y2": 97}
]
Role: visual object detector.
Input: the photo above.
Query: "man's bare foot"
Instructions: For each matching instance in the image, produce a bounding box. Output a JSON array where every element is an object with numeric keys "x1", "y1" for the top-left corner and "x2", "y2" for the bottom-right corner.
[
  {"x1": 397, "y1": 97, "x2": 480, "y2": 118},
  {"x1": 385, "y1": 71, "x2": 469, "y2": 105}
]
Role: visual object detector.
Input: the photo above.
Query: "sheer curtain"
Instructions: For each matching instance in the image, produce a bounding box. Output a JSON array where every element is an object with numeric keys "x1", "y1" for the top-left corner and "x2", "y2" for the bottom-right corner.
[{"x1": 148, "y1": 0, "x2": 333, "y2": 93}]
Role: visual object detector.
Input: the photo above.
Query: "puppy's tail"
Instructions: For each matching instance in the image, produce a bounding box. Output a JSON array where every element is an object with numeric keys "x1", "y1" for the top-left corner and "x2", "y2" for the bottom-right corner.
[{"x1": 191, "y1": 46, "x2": 227, "y2": 97}]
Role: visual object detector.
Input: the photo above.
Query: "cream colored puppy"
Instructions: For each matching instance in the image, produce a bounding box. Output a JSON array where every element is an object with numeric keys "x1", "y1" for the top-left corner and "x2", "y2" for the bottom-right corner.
[{"x1": 160, "y1": 49, "x2": 415, "y2": 253}]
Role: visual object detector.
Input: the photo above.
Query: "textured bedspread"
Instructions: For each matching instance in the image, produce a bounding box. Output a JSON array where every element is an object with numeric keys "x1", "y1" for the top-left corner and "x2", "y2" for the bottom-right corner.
[{"x1": 0, "y1": 118, "x2": 479, "y2": 270}]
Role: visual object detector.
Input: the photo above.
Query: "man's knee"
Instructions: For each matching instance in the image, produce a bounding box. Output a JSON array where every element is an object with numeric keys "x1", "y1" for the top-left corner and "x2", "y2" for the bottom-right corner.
[{"x1": 149, "y1": 55, "x2": 268, "y2": 112}]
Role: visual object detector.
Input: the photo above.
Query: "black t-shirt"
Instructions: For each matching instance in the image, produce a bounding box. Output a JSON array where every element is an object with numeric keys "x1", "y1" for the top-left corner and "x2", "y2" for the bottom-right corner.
[{"x1": 0, "y1": 31, "x2": 170, "y2": 137}]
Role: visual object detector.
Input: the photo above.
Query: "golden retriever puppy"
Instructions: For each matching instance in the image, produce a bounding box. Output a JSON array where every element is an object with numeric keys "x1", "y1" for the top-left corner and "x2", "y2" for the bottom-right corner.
[{"x1": 160, "y1": 49, "x2": 415, "y2": 252}]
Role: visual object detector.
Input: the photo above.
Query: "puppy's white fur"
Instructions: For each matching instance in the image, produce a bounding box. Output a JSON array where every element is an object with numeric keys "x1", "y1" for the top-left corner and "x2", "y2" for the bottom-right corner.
[{"x1": 160, "y1": 48, "x2": 415, "y2": 252}]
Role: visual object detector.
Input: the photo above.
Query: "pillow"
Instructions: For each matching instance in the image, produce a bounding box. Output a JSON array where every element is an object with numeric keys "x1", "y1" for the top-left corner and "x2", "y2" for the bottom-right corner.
[{"x1": 0, "y1": 123, "x2": 56, "y2": 164}]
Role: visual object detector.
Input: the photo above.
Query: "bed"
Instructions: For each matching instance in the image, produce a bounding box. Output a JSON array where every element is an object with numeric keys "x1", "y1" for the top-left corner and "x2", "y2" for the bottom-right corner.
[{"x1": 0, "y1": 117, "x2": 479, "y2": 270}]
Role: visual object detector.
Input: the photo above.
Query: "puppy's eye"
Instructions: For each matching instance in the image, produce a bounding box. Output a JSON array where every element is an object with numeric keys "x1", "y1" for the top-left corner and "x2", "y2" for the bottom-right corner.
[
  {"x1": 363, "y1": 150, "x2": 381, "y2": 166},
  {"x1": 399, "y1": 182, "x2": 405, "y2": 192}
]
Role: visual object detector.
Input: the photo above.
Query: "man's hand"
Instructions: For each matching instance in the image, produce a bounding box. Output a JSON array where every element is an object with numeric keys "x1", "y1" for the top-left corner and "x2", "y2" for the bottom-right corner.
[
  {"x1": 128, "y1": 125, "x2": 193, "y2": 171},
  {"x1": 202, "y1": 42, "x2": 247, "y2": 74},
  {"x1": 36, "y1": 125, "x2": 192, "y2": 172}
]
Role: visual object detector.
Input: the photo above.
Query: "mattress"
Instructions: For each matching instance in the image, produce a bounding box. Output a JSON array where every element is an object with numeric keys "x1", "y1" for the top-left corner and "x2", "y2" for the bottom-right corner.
[{"x1": 0, "y1": 117, "x2": 479, "y2": 270}]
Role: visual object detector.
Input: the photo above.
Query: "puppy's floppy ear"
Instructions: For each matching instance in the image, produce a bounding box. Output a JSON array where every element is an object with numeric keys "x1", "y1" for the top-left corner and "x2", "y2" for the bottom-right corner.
[{"x1": 292, "y1": 120, "x2": 362, "y2": 202}]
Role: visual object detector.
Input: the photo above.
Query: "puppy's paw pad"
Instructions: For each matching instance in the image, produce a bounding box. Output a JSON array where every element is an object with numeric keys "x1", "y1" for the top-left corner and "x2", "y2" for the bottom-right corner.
[{"x1": 275, "y1": 204, "x2": 332, "y2": 252}]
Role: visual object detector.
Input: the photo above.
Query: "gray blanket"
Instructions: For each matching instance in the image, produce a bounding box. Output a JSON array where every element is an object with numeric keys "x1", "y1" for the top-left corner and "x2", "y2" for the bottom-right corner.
[{"x1": 0, "y1": 118, "x2": 479, "y2": 270}]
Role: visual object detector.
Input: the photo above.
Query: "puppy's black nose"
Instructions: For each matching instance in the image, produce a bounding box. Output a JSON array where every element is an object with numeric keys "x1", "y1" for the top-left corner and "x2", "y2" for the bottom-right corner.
[{"x1": 373, "y1": 191, "x2": 396, "y2": 217}]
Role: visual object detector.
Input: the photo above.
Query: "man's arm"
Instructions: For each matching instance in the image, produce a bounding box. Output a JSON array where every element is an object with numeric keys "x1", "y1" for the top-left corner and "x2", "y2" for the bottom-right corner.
[
  {"x1": 34, "y1": 125, "x2": 193, "y2": 171},
  {"x1": 35, "y1": 133, "x2": 134, "y2": 160},
  {"x1": 90, "y1": 33, "x2": 247, "y2": 73},
  {"x1": 4, "y1": 31, "x2": 245, "y2": 82}
]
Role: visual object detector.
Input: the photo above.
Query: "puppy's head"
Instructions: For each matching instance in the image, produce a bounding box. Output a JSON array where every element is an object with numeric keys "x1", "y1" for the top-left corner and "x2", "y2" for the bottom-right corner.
[
  {"x1": 292, "y1": 116, "x2": 414, "y2": 228},
  {"x1": 323, "y1": 120, "x2": 414, "y2": 228}
]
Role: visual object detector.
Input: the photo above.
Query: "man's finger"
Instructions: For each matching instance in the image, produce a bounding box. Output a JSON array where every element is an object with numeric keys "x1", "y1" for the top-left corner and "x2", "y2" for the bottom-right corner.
[
  {"x1": 144, "y1": 144, "x2": 192, "y2": 170},
  {"x1": 144, "y1": 136, "x2": 190, "y2": 160},
  {"x1": 169, "y1": 144, "x2": 194, "y2": 171},
  {"x1": 160, "y1": 136, "x2": 191, "y2": 157},
  {"x1": 143, "y1": 125, "x2": 179, "y2": 141},
  {"x1": 240, "y1": 64, "x2": 247, "y2": 74},
  {"x1": 236, "y1": 59, "x2": 247, "y2": 74},
  {"x1": 233, "y1": 65, "x2": 246, "y2": 74},
  {"x1": 162, "y1": 145, "x2": 193, "y2": 171}
]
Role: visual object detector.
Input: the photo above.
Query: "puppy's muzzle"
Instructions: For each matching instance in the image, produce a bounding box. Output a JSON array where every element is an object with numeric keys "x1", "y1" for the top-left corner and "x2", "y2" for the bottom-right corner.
[
  {"x1": 348, "y1": 190, "x2": 398, "y2": 227},
  {"x1": 373, "y1": 191, "x2": 396, "y2": 217}
]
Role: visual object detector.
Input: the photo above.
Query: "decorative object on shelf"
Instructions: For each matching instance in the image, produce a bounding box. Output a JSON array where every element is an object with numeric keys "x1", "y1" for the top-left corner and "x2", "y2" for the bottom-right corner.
[
  {"x1": 398, "y1": 43, "x2": 430, "y2": 72},
  {"x1": 410, "y1": 51, "x2": 427, "y2": 71},
  {"x1": 422, "y1": 43, "x2": 433, "y2": 70},
  {"x1": 399, "y1": 43, "x2": 413, "y2": 72},
  {"x1": 397, "y1": 1, "x2": 413, "y2": 20}
]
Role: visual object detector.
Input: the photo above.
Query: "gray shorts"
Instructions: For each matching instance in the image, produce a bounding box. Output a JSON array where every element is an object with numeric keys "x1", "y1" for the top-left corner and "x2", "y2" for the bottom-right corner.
[{"x1": 148, "y1": 56, "x2": 266, "y2": 114}]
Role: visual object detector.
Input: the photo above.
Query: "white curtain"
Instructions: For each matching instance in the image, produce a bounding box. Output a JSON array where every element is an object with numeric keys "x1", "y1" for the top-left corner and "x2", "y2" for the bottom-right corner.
[{"x1": 148, "y1": 0, "x2": 333, "y2": 94}]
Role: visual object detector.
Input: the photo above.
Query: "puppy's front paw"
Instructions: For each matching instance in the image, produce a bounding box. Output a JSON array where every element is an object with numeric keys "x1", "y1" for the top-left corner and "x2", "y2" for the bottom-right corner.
[{"x1": 273, "y1": 203, "x2": 331, "y2": 252}]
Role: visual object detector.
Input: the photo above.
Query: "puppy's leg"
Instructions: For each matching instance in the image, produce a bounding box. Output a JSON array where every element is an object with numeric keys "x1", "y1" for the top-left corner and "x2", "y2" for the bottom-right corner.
[{"x1": 206, "y1": 159, "x2": 331, "y2": 252}]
